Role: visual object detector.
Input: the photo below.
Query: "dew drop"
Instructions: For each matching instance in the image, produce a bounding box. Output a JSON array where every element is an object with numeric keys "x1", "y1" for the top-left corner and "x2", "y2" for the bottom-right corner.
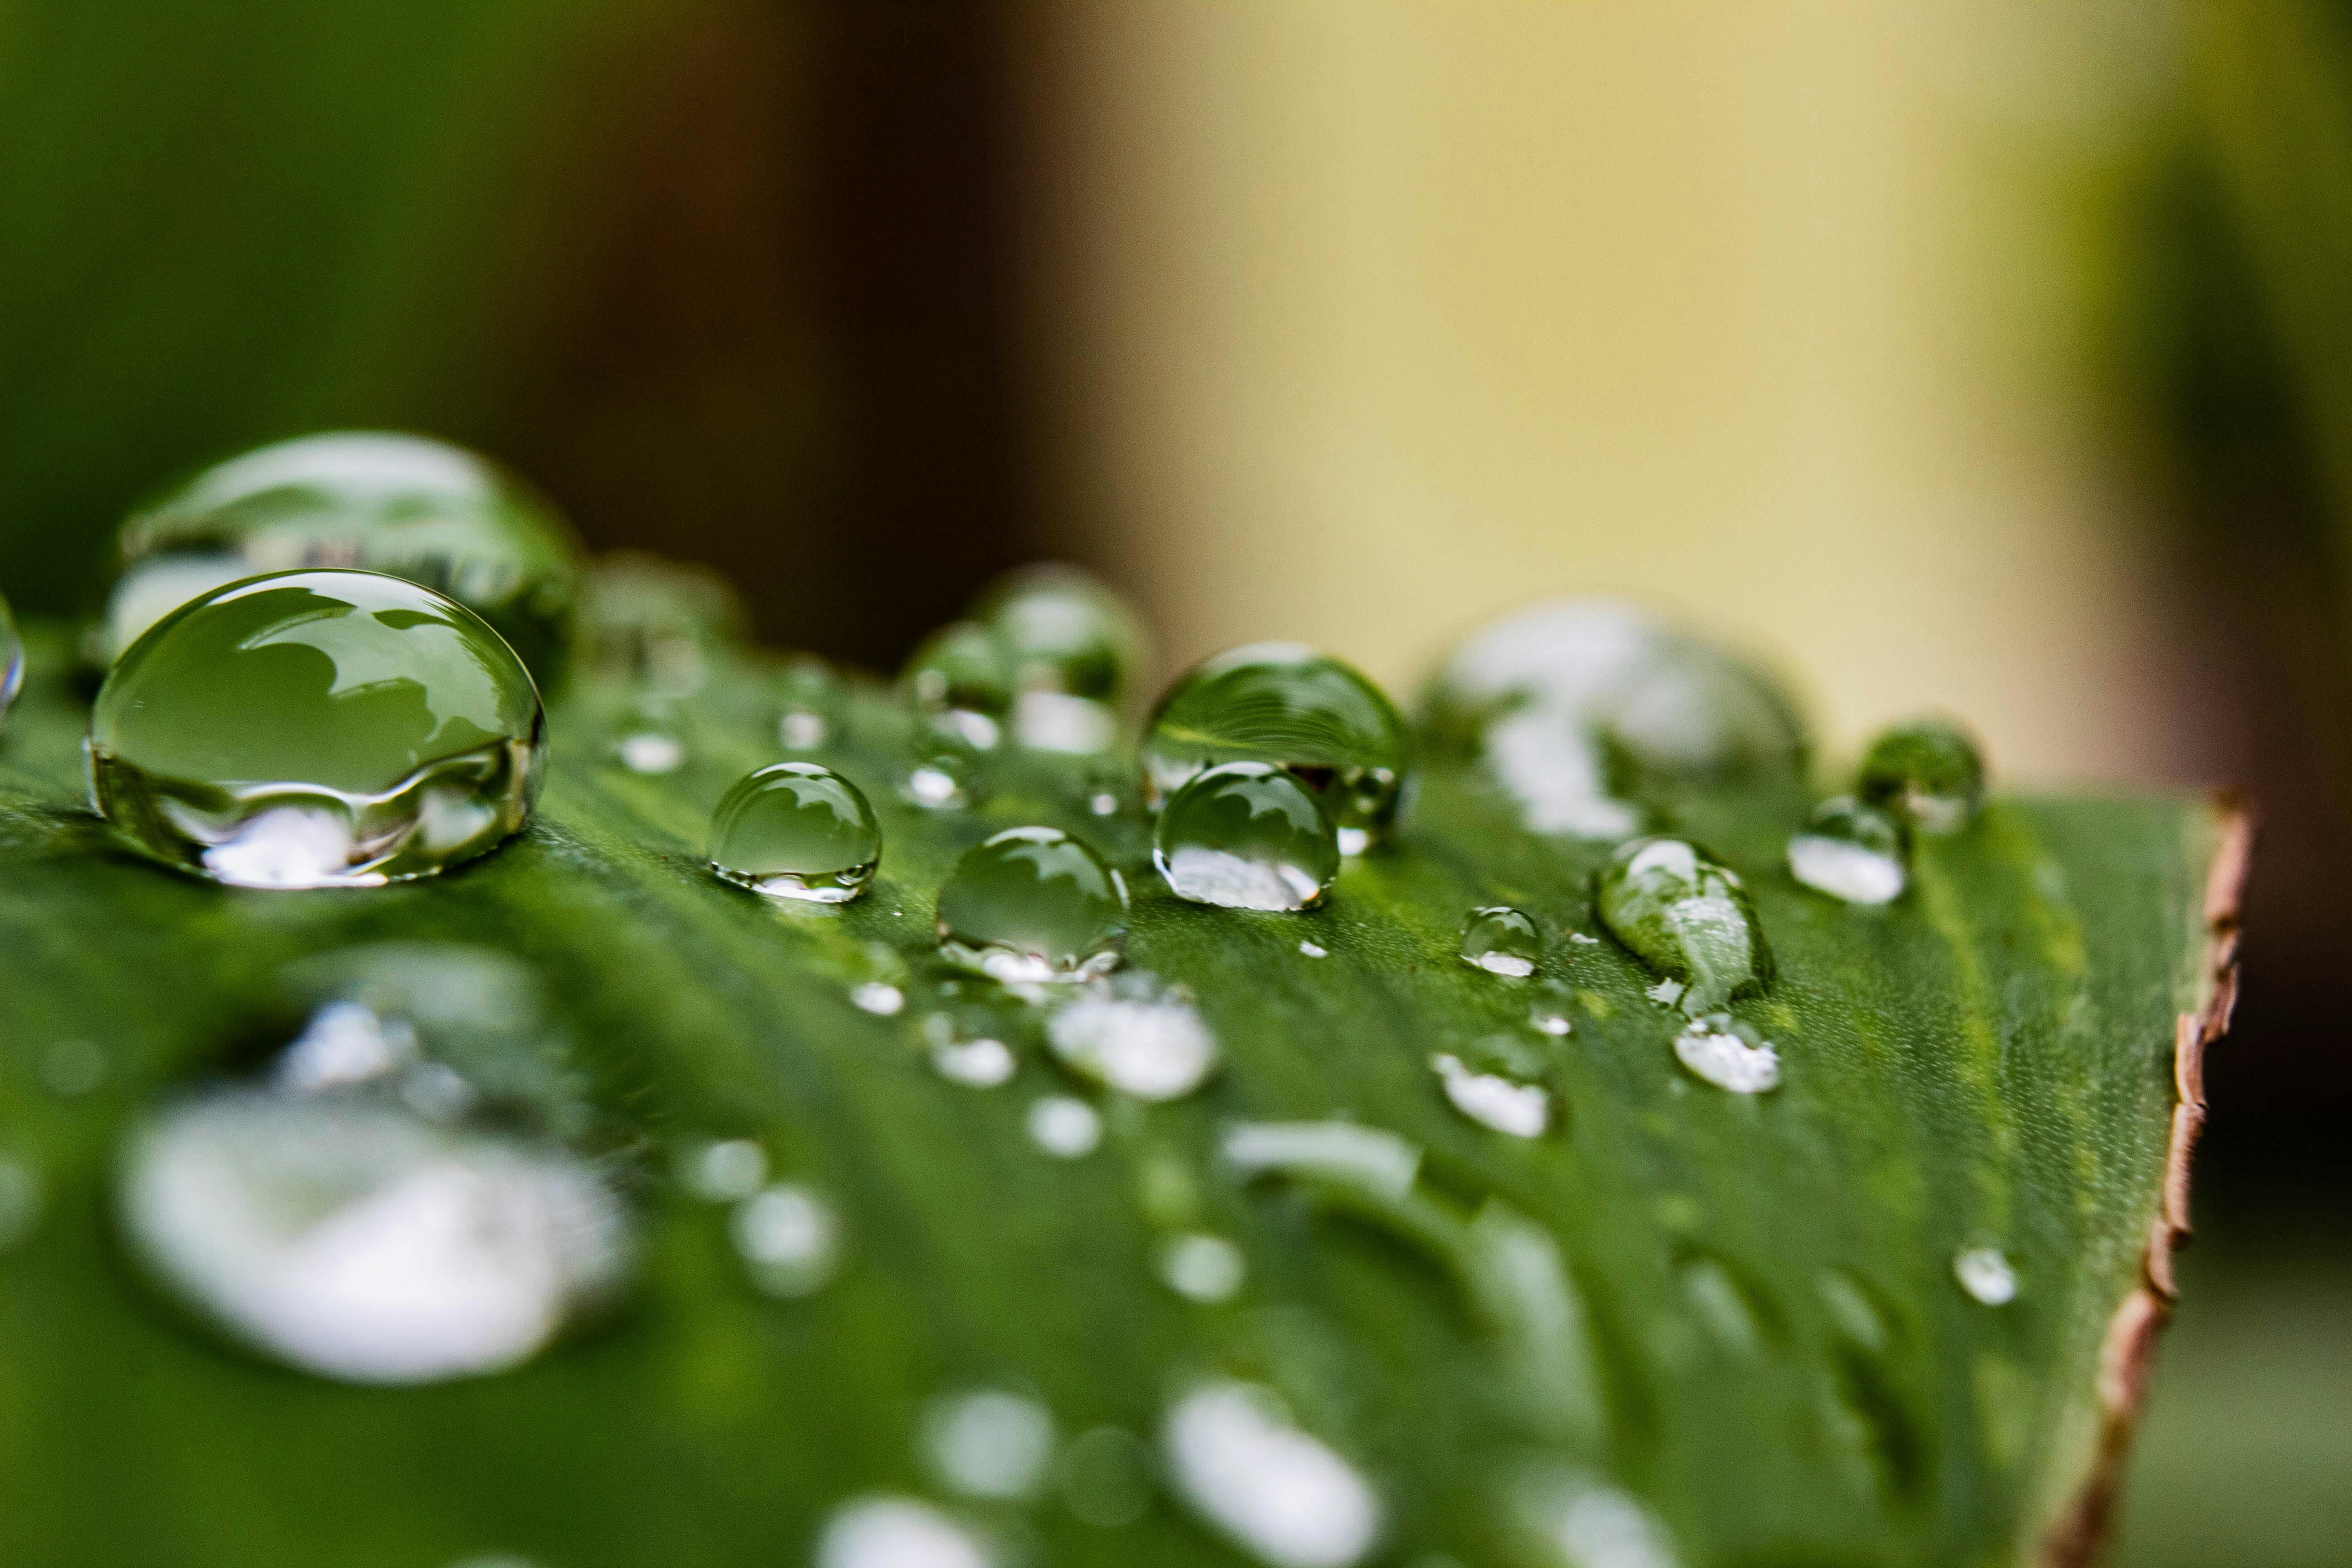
[
  {"x1": 1046, "y1": 972, "x2": 1219, "y2": 1101},
  {"x1": 0, "y1": 587, "x2": 21, "y2": 723},
  {"x1": 904, "y1": 621, "x2": 1013, "y2": 751},
  {"x1": 814, "y1": 1496, "x2": 997, "y2": 1568},
  {"x1": 1163, "y1": 1380, "x2": 1383, "y2": 1568},
  {"x1": 937, "y1": 826, "x2": 1127, "y2": 983},
  {"x1": 680, "y1": 1138, "x2": 769, "y2": 1203},
  {"x1": 1595, "y1": 837, "x2": 1772, "y2": 1016},
  {"x1": 1858, "y1": 716, "x2": 1984, "y2": 834},
  {"x1": 851, "y1": 982, "x2": 906, "y2": 1017},
  {"x1": 771, "y1": 653, "x2": 847, "y2": 750},
  {"x1": 1431, "y1": 1052, "x2": 1551, "y2": 1138},
  {"x1": 580, "y1": 552, "x2": 743, "y2": 695},
  {"x1": 1160, "y1": 1232, "x2": 1247, "y2": 1302},
  {"x1": 1671, "y1": 1013, "x2": 1780, "y2": 1094},
  {"x1": 1298, "y1": 940, "x2": 1328, "y2": 959},
  {"x1": 1953, "y1": 1244, "x2": 2018, "y2": 1306},
  {"x1": 729, "y1": 1182, "x2": 840, "y2": 1298},
  {"x1": 976, "y1": 564, "x2": 1148, "y2": 708},
  {"x1": 1025, "y1": 1095, "x2": 1104, "y2": 1158},
  {"x1": 609, "y1": 700, "x2": 689, "y2": 774},
  {"x1": 923, "y1": 1387, "x2": 1058, "y2": 1501},
  {"x1": 1154, "y1": 762, "x2": 1340, "y2": 911},
  {"x1": 1143, "y1": 643, "x2": 1411, "y2": 853},
  {"x1": 1460, "y1": 905, "x2": 1542, "y2": 977},
  {"x1": 709, "y1": 762, "x2": 881, "y2": 904},
  {"x1": 88, "y1": 570, "x2": 544, "y2": 888},
  {"x1": 1787, "y1": 795, "x2": 1907, "y2": 905},
  {"x1": 901, "y1": 742, "x2": 983, "y2": 812},
  {"x1": 925, "y1": 1013, "x2": 1018, "y2": 1088},
  {"x1": 1527, "y1": 980, "x2": 1575, "y2": 1036}
]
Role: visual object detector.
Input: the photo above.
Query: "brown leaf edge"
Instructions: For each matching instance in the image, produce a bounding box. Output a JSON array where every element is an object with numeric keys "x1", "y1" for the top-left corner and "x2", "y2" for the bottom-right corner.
[{"x1": 2036, "y1": 791, "x2": 2252, "y2": 1568}]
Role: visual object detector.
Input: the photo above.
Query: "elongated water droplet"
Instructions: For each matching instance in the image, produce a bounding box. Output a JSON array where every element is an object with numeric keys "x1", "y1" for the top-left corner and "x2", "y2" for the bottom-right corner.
[
  {"x1": 1787, "y1": 795, "x2": 1907, "y2": 905},
  {"x1": 770, "y1": 653, "x2": 846, "y2": 750},
  {"x1": 937, "y1": 826, "x2": 1127, "y2": 982},
  {"x1": 1509, "y1": 1466, "x2": 1680, "y2": 1568},
  {"x1": 904, "y1": 621, "x2": 1013, "y2": 751},
  {"x1": 1154, "y1": 762, "x2": 1339, "y2": 910},
  {"x1": 1046, "y1": 972, "x2": 1218, "y2": 1100},
  {"x1": 97, "y1": 432, "x2": 582, "y2": 687},
  {"x1": 1953, "y1": 1244, "x2": 2018, "y2": 1305},
  {"x1": 1595, "y1": 837, "x2": 1771, "y2": 1015},
  {"x1": 730, "y1": 1182, "x2": 840, "y2": 1298},
  {"x1": 1671, "y1": 1013, "x2": 1780, "y2": 1093},
  {"x1": 815, "y1": 1496, "x2": 997, "y2": 1568},
  {"x1": 1144, "y1": 643, "x2": 1411, "y2": 854},
  {"x1": 1298, "y1": 940, "x2": 1328, "y2": 959},
  {"x1": 1858, "y1": 716, "x2": 1984, "y2": 834},
  {"x1": 1160, "y1": 1232, "x2": 1247, "y2": 1303},
  {"x1": 1026, "y1": 1094, "x2": 1103, "y2": 1158},
  {"x1": 1163, "y1": 1380, "x2": 1382, "y2": 1568},
  {"x1": 1460, "y1": 905, "x2": 1542, "y2": 977},
  {"x1": 1431, "y1": 1052, "x2": 1551, "y2": 1137},
  {"x1": 923, "y1": 1388, "x2": 1058, "y2": 1500},
  {"x1": 580, "y1": 552, "x2": 743, "y2": 695},
  {"x1": 88, "y1": 570, "x2": 543, "y2": 888},
  {"x1": 709, "y1": 763, "x2": 881, "y2": 904},
  {"x1": 0, "y1": 587, "x2": 21, "y2": 723}
]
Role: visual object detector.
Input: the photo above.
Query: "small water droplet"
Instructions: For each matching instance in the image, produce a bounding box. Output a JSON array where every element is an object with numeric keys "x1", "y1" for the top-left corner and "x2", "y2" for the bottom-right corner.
[
  {"x1": 814, "y1": 1495, "x2": 998, "y2": 1568},
  {"x1": 580, "y1": 552, "x2": 743, "y2": 695},
  {"x1": 1153, "y1": 762, "x2": 1340, "y2": 911},
  {"x1": 770, "y1": 653, "x2": 847, "y2": 750},
  {"x1": 1595, "y1": 837, "x2": 1771, "y2": 1016},
  {"x1": 1787, "y1": 795, "x2": 1907, "y2": 905},
  {"x1": 1858, "y1": 716, "x2": 1984, "y2": 834},
  {"x1": 1061, "y1": 1426, "x2": 1155, "y2": 1528},
  {"x1": 1160, "y1": 1232, "x2": 1247, "y2": 1302},
  {"x1": 0, "y1": 1150, "x2": 44, "y2": 1252},
  {"x1": 1568, "y1": 931, "x2": 1601, "y2": 945},
  {"x1": 851, "y1": 982, "x2": 906, "y2": 1017},
  {"x1": 1046, "y1": 972, "x2": 1219, "y2": 1101},
  {"x1": 1460, "y1": 905, "x2": 1541, "y2": 977},
  {"x1": 1509, "y1": 1466, "x2": 1680, "y2": 1568},
  {"x1": 937, "y1": 826, "x2": 1127, "y2": 983},
  {"x1": 708, "y1": 763, "x2": 881, "y2": 904},
  {"x1": 901, "y1": 742, "x2": 982, "y2": 811},
  {"x1": 729, "y1": 1182, "x2": 840, "y2": 1298},
  {"x1": 1527, "y1": 980, "x2": 1575, "y2": 1035},
  {"x1": 924, "y1": 1013, "x2": 1018, "y2": 1088},
  {"x1": 0, "y1": 588, "x2": 21, "y2": 723},
  {"x1": 1671, "y1": 1013, "x2": 1780, "y2": 1094},
  {"x1": 43, "y1": 1038, "x2": 107, "y2": 1097},
  {"x1": 1298, "y1": 940, "x2": 1328, "y2": 959},
  {"x1": 1430, "y1": 1052, "x2": 1551, "y2": 1137},
  {"x1": 609, "y1": 699, "x2": 688, "y2": 774},
  {"x1": 1025, "y1": 1095, "x2": 1104, "y2": 1158},
  {"x1": 1953, "y1": 1244, "x2": 2018, "y2": 1305},
  {"x1": 923, "y1": 1387, "x2": 1058, "y2": 1500},
  {"x1": 1144, "y1": 643, "x2": 1411, "y2": 853},
  {"x1": 904, "y1": 621, "x2": 1013, "y2": 750},
  {"x1": 680, "y1": 1138, "x2": 769, "y2": 1202},
  {"x1": 88, "y1": 570, "x2": 544, "y2": 888},
  {"x1": 1163, "y1": 1380, "x2": 1383, "y2": 1568},
  {"x1": 975, "y1": 563, "x2": 1148, "y2": 712}
]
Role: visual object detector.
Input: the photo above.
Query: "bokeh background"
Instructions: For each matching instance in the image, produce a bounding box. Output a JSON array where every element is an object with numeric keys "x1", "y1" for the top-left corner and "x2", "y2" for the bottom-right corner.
[{"x1": 2, "y1": 2, "x2": 2346, "y2": 1558}]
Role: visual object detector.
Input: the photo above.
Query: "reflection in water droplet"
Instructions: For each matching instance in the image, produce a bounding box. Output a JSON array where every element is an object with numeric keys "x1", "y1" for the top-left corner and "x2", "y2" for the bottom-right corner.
[
  {"x1": 925, "y1": 1014, "x2": 1018, "y2": 1088},
  {"x1": 0, "y1": 1150, "x2": 43, "y2": 1252},
  {"x1": 771, "y1": 654, "x2": 846, "y2": 751},
  {"x1": 709, "y1": 763, "x2": 881, "y2": 904},
  {"x1": 1154, "y1": 762, "x2": 1340, "y2": 911},
  {"x1": 938, "y1": 827, "x2": 1127, "y2": 983},
  {"x1": 1046, "y1": 973, "x2": 1218, "y2": 1101},
  {"x1": 681, "y1": 1139, "x2": 769, "y2": 1203},
  {"x1": 1026, "y1": 1096, "x2": 1104, "y2": 1159},
  {"x1": 1298, "y1": 940, "x2": 1328, "y2": 959},
  {"x1": 814, "y1": 1496, "x2": 997, "y2": 1568},
  {"x1": 1858, "y1": 716, "x2": 1985, "y2": 834},
  {"x1": 1160, "y1": 1233, "x2": 1247, "y2": 1302},
  {"x1": 118, "y1": 1090, "x2": 629, "y2": 1384},
  {"x1": 1787, "y1": 796, "x2": 1907, "y2": 906},
  {"x1": 923, "y1": 1388, "x2": 1058, "y2": 1501},
  {"x1": 1671, "y1": 1014, "x2": 1780, "y2": 1094},
  {"x1": 851, "y1": 983, "x2": 906, "y2": 1017},
  {"x1": 1460, "y1": 906, "x2": 1542, "y2": 977},
  {"x1": 1510, "y1": 1466, "x2": 1680, "y2": 1568},
  {"x1": 1144, "y1": 643, "x2": 1411, "y2": 854},
  {"x1": 1062, "y1": 1426, "x2": 1155, "y2": 1528},
  {"x1": 1953, "y1": 1245, "x2": 2018, "y2": 1306},
  {"x1": 88, "y1": 570, "x2": 544, "y2": 888},
  {"x1": 1431, "y1": 1054, "x2": 1551, "y2": 1138},
  {"x1": 0, "y1": 587, "x2": 21, "y2": 723},
  {"x1": 1163, "y1": 1380, "x2": 1382, "y2": 1568},
  {"x1": 1595, "y1": 837, "x2": 1771, "y2": 1016},
  {"x1": 729, "y1": 1183, "x2": 840, "y2": 1298}
]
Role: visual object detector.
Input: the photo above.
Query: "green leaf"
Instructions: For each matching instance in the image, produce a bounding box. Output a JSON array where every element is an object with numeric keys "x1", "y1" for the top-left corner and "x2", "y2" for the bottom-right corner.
[{"x1": 0, "y1": 621, "x2": 2240, "y2": 1568}]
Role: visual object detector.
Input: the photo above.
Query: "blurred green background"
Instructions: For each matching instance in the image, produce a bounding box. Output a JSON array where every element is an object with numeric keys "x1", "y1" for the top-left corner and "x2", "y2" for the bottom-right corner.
[{"x1": 1, "y1": 1, "x2": 2347, "y2": 1560}]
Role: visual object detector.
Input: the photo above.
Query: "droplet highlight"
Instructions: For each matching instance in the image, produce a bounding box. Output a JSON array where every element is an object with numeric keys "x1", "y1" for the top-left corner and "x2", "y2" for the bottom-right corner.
[
  {"x1": 1025, "y1": 1095, "x2": 1103, "y2": 1158},
  {"x1": 814, "y1": 1496, "x2": 997, "y2": 1568},
  {"x1": 1787, "y1": 795, "x2": 1907, "y2": 906},
  {"x1": 709, "y1": 762, "x2": 881, "y2": 904},
  {"x1": 1953, "y1": 1244, "x2": 2018, "y2": 1306},
  {"x1": 1671, "y1": 1013, "x2": 1780, "y2": 1094},
  {"x1": 923, "y1": 1388, "x2": 1057, "y2": 1501},
  {"x1": 937, "y1": 826, "x2": 1127, "y2": 983},
  {"x1": 1162, "y1": 1380, "x2": 1382, "y2": 1568},
  {"x1": 1160, "y1": 1232, "x2": 1247, "y2": 1302},
  {"x1": 1046, "y1": 972, "x2": 1219, "y2": 1101},
  {"x1": 1431, "y1": 1051, "x2": 1551, "y2": 1138},
  {"x1": 1595, "y1": 837, "x2": 1772, "y2": 1016},
  {"x1": 1154, "y1": 761, "x2": 1340, "y2": 911},
  {"x1": 730, "y1": 1182, "x2": 840, "y2": 1298},
  {"x1": 0, "y1": 587, "x2": 21, "y2": 724}
]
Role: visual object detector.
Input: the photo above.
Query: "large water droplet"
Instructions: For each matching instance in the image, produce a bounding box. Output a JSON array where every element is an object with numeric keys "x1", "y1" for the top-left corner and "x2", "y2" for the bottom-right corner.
[
  {"x1": 977, "y1": 564, "x2": 1147, "y2": 706},
  {"x1": 1154, "y1": 762, "x2": 1339, "y2": 911},
  {"x1": 1595, "y1": 837, "x2": 1772, "y2": 1015},
  {"x1": 814, "y1": 1496, "x2": 998, "y2": 1568},
  {"x1": 904, "y1": 621, "x2": 1013, "y2": 751},
  {"x1": 1460, "y1": 905, "x2": 1542, "y2": 977},
  {"x1": 922, "y1": 1387, "x2": 1057, "y2": 1500},
  {"x1": 1953, "y1": 1243, "x2": 2018, "y2": 1306},
  {"x1": 1046, "y1": 972, "x2": 1218, "y2": 1100},
  {"x1": 1671, "y1": 1013, "x2": 1780, "y2": 1094},
  {"x1": 0, "y1": 587, "x2": 22, "y2": 724},
  {"x1": 88, "y1": 570, "x2": 544, "y2": 888},
  {"x1": 1787, "y1": 795, "x2": 1907, "y2": 906},
  {"x1": 580, "y1": 552, "x2": 744, "y2": 695},
  {"x1": 1163, "y1": 1380, "x2": 1383, "y2": 1568},
  {"x1": 1431, "y1": 1051, "x2": 1552, "y2": 1137},
  {"x1": 937, "y1": 826, "x2": 1127, "y2": 982},
  {"x1": 730, "y1": 1182, "x2": 841, "y2": 1298},
  {"x1": 1143, "y1": 643, "x2": 1411, "y2": 854},
  {"x1": 96, "y1": 433, "x2": 582, "y2": 687},
  {"x1": 1857, "y1": 716, "x2": 1984, "y2": 834},
  {"x1": 709, "y1": 763, "x2": 882, "y2": 904}
]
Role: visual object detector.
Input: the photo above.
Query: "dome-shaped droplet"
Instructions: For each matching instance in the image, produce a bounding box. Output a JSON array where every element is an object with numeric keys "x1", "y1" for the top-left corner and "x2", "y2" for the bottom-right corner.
[
  {"x1": 88, "y1": 569, "x2": 544, "y2": 889},
  {"x1": 1460, "y1": 905, "x2": 1542, "y2": 977},
  {"x1": 0, "y1": 586, "x2": 22, "y2": 723},
  {"x1": 771, "y1": 654, "x2": 847, "y2": 750},
  {"x1": 936, "y1": 826, "x2": 1127, "y2": 982},
  {"x1": 975, "y1": 564, "x2": 1147, "y2": 753},
  {"x1": 1595, "y1": 836, "x2": 1772, "y2": 1016},
  {"x1": 1046, "y1": 971, "x2": 1218, "y2": 1100},
  {"x1": 1143, "y1": 642, "x2": 1410, "y2": 854},
  {"x1": 608, "y1": 697, "x2": 690, "y2": 774},
  {"x1": 96, "y1": 432, "x2": 582, "y2": 688},
  {"x1": 1671, "y1": 1012, "x2": 1781, "y2": 1093},
  {"x1": 1431, "y1": 1050, "x2": 1551, "y2": 1137},
  {"x1": 1857, "y1": 716, "x2": 1984, "y2": 834},
  {"x1": 1153, "y1": 761, "x2": 1339, "y2": 911},
  {"x1": 709, "y1": 763, "x2": 882, "y2": 903},
  {"x1": 1787, "y1": 795, "x2": 1907, "y2": 905},
  {"x1": 579, "y1": 552, "x2": 745, "y2": 695},
  {"x1": 903, "y1": 620, "x2": 1014, "y2": 752},
  {"x1": 901, "y1": 735, "x2": 985, "y2": 811},
  {"x1": 1952, "y1": 1243, "x2": 2018, "y2": 1305}
]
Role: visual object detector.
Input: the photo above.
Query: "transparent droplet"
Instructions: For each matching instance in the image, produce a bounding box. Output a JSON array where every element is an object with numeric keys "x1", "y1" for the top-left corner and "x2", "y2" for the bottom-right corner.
[
  {"x1": 579, "y1": 552, "x2": 744, "y2": 695},
  {"x1": 1509, "y1": 1465, "x2": 1680, "y2": 1568},
  {"x1": 1460, "y1": 905, "x2": 1542, "y2": 978},
  {"x1": 937, "y1": 826, "x2": 1127, "y2": 983},
  {"x1": 1858, "y1": 716, "x2": 1985, "y2": 834},
  {"x1": 901, "y1": 738, "x2": 984, "y2": 812},
  {"x1": 924, "y1": 1012, "x2": 1019, "y2": 1088},
  {"x1": 771, "y1": 653, "x2": 847, "y2": 751},
  {"x1": 923, "y1": 1387, "x2": 1058, "y2": 1501},
  {"x1": 1163, "y1": 1380, "x2": 1382, "y2": 1568},
  {"x1": 814, "y1": 1495, "x2": 997, "y2": 1568},
  {"x1": 1953, "y1": 1244, "x2": 2018, "y2": 1306},
  {"x1": 1046, "y1": 972, "x2": 1218, "y2": 1101},
  {"x1": 1787, "y1": 795, "x2": 1907, "y2": 905},
  {"x1": 0, "y1": 1150, "x2": 44, "y2": 1252},
  {"x1": 1595, "y1": 837, "x2": 1772, "y2": 1016},
  {"x1": 1061, "y1": 1426, "x2": 1155, "y2": 1528},
  {"x1": 709, "y1": 763, "x2": 881, "y2": 904},
  {"x1": 680, "y1": 1139, "x2": 769, "y2": 1203},
  {"x1": 1671, "y1": 1013, "x2": 1780, "y2": 1094},
  {"x1": 730, "y1": 1182, "x2": 840, "y2": 1298},
  {"x1": 975, "y1": 563, "x2": 1148, "y2": 708},
  {"x1": 1298, "y1": 940, "x2": 1328, "y2": 959},
  {"x1": 87, "y1": 569, "x2": 544, "y2": 888},
  {"x1": 1154, "y1": 762, "x2": 1340, "y2": 911},
  {"x1": 1527, "y1": 980, "x2": 1575, "y2": 1036},
  {"x1": 1143, "y1": 643, "x2": 1411, "y2": 853},
  {"x1": 608, "y1": 699, "x2": 689, "y2": 774},
  {"x1": 1431, "y1": 1052, "x2": 1551, "y2": 1138},
  {"x1": 98, "y1": 432, "x2": 582, "y2": 688},
  {"x1": 1026, "y1": 1095, "x2": 1103, "y2": 1158},
  {"x1": 851, "y1": 982, "x2": 906, "y2": 1017},
  {"x1": 904, "y1": 621, "x2": 1013, "y2": 751},
  {"x1": 0, "y1": 587, "x2": 22, "y2": 723},
  {"x1": 1160, "y1": 1232, "x2": 1247, "y2": 1302}
]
